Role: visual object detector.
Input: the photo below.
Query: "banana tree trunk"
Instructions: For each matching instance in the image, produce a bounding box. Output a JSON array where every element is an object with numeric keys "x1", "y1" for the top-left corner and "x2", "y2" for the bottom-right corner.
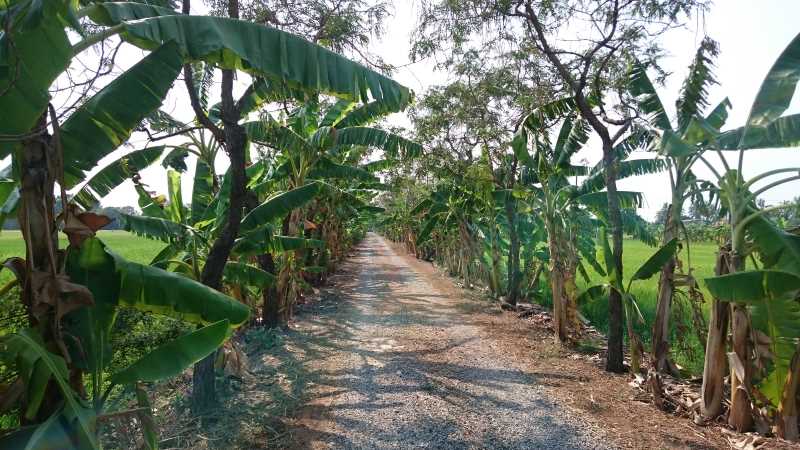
[
  {"x1": 504, "y1": 196, "x2": 521, "y2": 306},
  {"x1": 700, "y1": 247, "x2": 731, "y2": 419},
  {"x1": 18, "y1": 113, "x2": 66, "y2": 422},
  {"x1": 778, "y1": 343, "x2": 800, "y2": 441},
  {"x1": 652, "y1": 202, "x2": 681, "y2": 375},
  {"x1": 489, "y1": 221, "x2": 502, "y2": 299},
  {"x1": 545, "y1": 218, "x2": 571, "y2": 342}
]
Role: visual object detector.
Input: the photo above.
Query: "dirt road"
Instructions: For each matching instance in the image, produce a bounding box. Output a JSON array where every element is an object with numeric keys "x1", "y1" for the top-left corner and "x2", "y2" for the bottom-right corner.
[{"x1": 284, "y1": 233, "x2": 608, "y2": 449}]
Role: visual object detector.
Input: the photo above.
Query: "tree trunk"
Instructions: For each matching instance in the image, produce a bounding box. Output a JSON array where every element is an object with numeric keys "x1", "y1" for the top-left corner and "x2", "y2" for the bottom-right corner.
[
  {"x1": 700, "y1": 247, "x2": 731, "y2": 419},
  {"x1": 652, "y1": 202, "x2": 680, "y2": 375},
  {"x1": 192, "y1": 69, "x2": 248, "y2": 414},
  {"x1": 259, "y1": 253, "x2": 280, "y2": 327},
  {"x1": 603, "y1": 142, "x2": 625, "y2": 373}
]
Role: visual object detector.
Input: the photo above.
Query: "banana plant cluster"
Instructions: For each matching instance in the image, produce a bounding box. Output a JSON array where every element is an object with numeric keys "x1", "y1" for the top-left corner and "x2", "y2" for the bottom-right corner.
[
  {"x1": 630, "y1": 31, "x2": 800, "y2": 436},
  {"x1": 0, "y1": 0, "x2": 416, "y2": 447}
]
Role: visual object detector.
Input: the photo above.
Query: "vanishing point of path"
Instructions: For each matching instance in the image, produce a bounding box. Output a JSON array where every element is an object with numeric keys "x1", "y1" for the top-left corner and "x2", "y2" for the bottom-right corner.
[{"x1": 285, "y1": 233, "x2": 609, "y2": 449}]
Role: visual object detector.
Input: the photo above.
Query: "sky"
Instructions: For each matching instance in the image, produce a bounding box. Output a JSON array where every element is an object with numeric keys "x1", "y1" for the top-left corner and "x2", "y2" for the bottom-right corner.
[{"x1": 94, "y1": 0, "x2": 800, "y2": 221}]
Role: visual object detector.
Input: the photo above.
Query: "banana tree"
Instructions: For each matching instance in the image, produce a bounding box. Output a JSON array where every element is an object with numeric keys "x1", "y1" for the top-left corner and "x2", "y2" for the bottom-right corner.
[
  {"x1": 579, "y1": 235, "x2": 679, "y2": 373},
  {"x1": 2, "y1": 0, "x2": 414, "y2": 430},
  {"x1": 515, "y1": 100, "x2": 664, "y2": 342},
  {"x1": 628, "y1": 37, "x2": 730, "y2": 376},
  {"x1": 0, "y1": 217, "x2": 250, "y2": 448}
]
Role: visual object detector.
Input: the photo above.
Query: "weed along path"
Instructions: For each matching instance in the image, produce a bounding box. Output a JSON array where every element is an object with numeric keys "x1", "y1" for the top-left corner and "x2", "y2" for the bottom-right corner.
[{"x1": 282, "y1": 233, "x2": 608, "y2": 449}]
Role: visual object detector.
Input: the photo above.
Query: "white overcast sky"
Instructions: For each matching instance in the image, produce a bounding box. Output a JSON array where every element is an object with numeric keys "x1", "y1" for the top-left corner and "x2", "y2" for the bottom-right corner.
[{"x1": 95, "y1": 0, "x2": 800, "y2": 220}]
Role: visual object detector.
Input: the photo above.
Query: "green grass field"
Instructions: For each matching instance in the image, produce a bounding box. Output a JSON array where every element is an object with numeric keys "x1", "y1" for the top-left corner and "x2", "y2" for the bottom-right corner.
[
  {"x1": 0, "y1": 230, "x2": 165, "y2": 263},
  {"x1": 578, "y1": 239, "x2": 718, "y2": 373}
]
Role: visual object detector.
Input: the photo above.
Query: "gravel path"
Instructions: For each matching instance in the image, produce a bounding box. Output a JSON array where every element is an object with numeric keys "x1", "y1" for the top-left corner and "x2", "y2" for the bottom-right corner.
[{"x1": 287, "y1": 233, "x2": 610, "y2": 450}]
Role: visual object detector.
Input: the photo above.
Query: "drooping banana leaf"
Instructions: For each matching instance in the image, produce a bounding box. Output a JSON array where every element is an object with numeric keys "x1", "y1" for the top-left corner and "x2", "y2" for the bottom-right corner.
[
  {"x1": 629, "y1": 238, "x2": 679, "y2": 282},
  {"x1": 745, "y1": 31, "x2": 800, "y2": 128},
  {"x1": 334, "y1": 127, "x2": 422, "y2": 159},
  {"x1": 706, "y1": 270, "x2": 800, "y2": 303},
  {"x1": 0, "y1": 329, "x2": 97, "y2": 448},
  {"x1": 110, "y1": 320, "x2": 230, "y2": 385},
  {"x1": 240, "y1": 182, "x2": 320, "y2": 232},
  {"x1": 307, "y1": 157, "x2": 377, "y2": 182},
  {"x1": 233, "y1": 233, "x2": 324, "y2": 257},
  {"x1": 554, "y1": 116, "x2": 590, "y2": 167},
  {"x1": 113, "y1": 251, "x2": 250, "y2": 326},
  {"x1": 60, "y1": 41, "x2": 183, "y2": 188},
  {"x1": 73, "y1": 146, "x2": 166, "y2": 209},
  {"x1": 223, "y1": 262, "x2": 276, "y2": 288},
  {"x1": 518, "y1": 97, "x2": 577, "y2": 133},
  {"x1": 0, "y1": 0, "x2": 74, "y2": 156},
  {"x1": 121, "y1": 213, "x2": 194, "y2": 243},
  {"x1": 135, "y1": 183, "x2": 169, "y2": 220},
  {"x1": 334, "y1": 100, "x2": 395, "y2": 128},
  {"x1": 416, "y1": 215, "x2": 439, "y2": 245},
  {"x1": 83, "y1": 1, "x2": 177, "y2": 25},
  {"x1": 83, "y1": 8, "x2": 413, "y2": 108},
  {"x1": 717, "y1": 114, "x2": 800, "y2": 150},
  {"x1": 628, "y1": 59, "x2": 672, "y2": 131},
  {"x1": 319, "y1": 99, "x2": 354, "y2": 128}
]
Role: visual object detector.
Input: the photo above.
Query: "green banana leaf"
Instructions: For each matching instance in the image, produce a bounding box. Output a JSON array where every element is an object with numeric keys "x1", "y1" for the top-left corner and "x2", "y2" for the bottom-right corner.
[
  {"x1": 166, "y1": 169, "x2": 184, "y2": 223},
  {"x1": 705, "y1": 270, "x2": 800, "y2": 303},
  {"x1": 308, "y1": 157, "x2": 377, "y2": 182},
  {"x1": 224, "y1": 262, "x2": 276, "y2": 288},
  {"x1": 113, "y1": 252, "x2": 250, "y2": 326},
  {"x1": 84, "y1": 7, "x2": 412, "y2": 108},
  {"x1": 121, "y1": 213, "x2": 194, "y2": 243},
  {"x1": 630, "y1": 238, "x2": 679, "y2": 282},
  {"x1": 135, "y1": 183, "x2": 170, "y2": 220},
  {"x1": 658, "y1": 129, "x2": 695, "y2": 157},
  {"x1": 416, "y1": 215, "x2": 439, "y2": 245},
  {"x1": 60, "y1": 41, "x2": 183, "y2": 188},
  {"x1": 675, "y1": 38, "x2": 718, "y2": 132},
  {"x1": 745, "y1": 31, "x2": 800, "y2": 128},
  {"x1": 335, "y1": 127, "x2": 422, "y2": 159},
  {"x1": 233, "y1": 233, "x2": 325, "y2": 257},
  {"x1": 717, "y1": 114, "x2": 800, "y2": 150},
  {"x1": 240, "y1": 183, "x2": 320, "y2": 232},
  {"x1": 0, "y1": 0, "x2": 74, "y2": 155},
  {"x1": 84, "y1": 1, "x2": 177, "y2": 25},
  {"x1": 73, "y1": 146, "x2": 166, "y2": 209},
  {"x1": 191, "y1": 159, "x2": 215, "y2": 224},
  {"x1": 628, "y1": 59, "x2": 672, "y2": 131},
  {"x1": 706, "y1": 269, "x2": 800, "y2": 405},
  {"x1": 1, "y1": 329, "x2": 97, "y2": 449},
  {"x1": 111, "y1": 320, "x2": 230, "y2": 385},
  {"x1": 318, "y1": 99, "x2": 354, "y2": 128},
  {"x1": 334, "y1": 100, "x2": 396, "y2": 128}
]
